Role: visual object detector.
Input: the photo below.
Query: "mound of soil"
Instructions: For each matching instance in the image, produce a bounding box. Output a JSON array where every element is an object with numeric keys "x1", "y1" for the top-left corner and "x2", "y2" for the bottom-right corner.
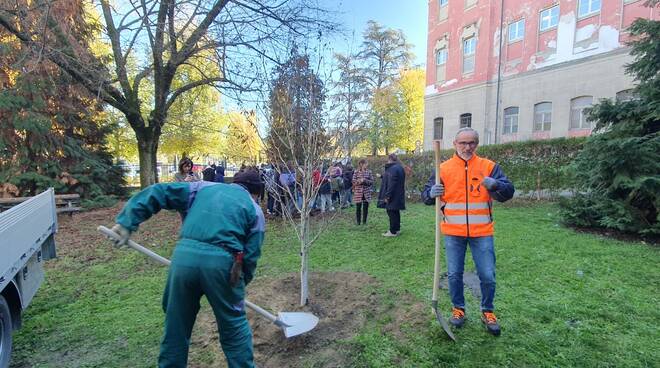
[{"x1": 189, "y1": 272, "x2": 382, "y2": 368}]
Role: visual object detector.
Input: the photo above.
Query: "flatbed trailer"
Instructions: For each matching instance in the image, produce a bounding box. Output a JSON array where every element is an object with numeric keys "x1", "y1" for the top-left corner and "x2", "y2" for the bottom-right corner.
[{"x1": 0, "y1": 189, "x2": 58, "y2": 368}]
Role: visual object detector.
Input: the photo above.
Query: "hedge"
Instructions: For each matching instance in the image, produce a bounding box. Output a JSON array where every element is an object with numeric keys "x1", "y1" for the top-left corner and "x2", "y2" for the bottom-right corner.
[{"x1": 356, "y1": 137, "x2": 585, "y2": 196}]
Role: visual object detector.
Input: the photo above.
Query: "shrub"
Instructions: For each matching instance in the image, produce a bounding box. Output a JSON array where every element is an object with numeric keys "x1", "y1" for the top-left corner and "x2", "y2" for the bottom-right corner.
[
  {"x1": 558, "y1": 17, "x2": 660, "y2": 236},
  {"x1": 356, "y1": 137, "x2": 584, "y2": 196}
]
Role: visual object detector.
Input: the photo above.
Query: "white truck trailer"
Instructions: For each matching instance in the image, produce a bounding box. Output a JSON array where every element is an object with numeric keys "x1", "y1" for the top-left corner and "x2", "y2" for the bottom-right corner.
[{"x1": 0, "y1": 189, "x2": 58, "y2": 368}]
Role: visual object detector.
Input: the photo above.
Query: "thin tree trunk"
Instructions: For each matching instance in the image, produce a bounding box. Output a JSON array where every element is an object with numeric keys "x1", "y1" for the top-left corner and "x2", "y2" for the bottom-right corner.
[{"x1": 300, "y1": 218, "x2": 310, "y2": 306}]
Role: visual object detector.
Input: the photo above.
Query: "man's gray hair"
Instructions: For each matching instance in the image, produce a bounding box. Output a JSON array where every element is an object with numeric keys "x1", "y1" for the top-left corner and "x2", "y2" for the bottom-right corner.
[{"x1": 454, "y1": 127, "x2": 479, "y2": 143}]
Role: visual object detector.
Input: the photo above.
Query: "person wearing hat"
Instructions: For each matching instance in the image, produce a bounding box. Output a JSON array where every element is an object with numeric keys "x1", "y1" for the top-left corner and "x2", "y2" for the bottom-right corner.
[{"x1": 109, "y1": 168, "x2": 265, "y2": 368}]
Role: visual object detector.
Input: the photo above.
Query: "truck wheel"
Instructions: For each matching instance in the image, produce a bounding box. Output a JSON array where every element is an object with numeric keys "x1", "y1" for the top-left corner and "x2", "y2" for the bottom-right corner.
[{"x1": 0, "y1": 295, "x2": 12, "y2": 368}]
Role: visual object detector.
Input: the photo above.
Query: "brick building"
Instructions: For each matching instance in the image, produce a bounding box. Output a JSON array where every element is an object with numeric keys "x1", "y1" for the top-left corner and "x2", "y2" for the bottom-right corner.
[{"x1": 424, "y1": 0, "x2": 658, "y2": 149}]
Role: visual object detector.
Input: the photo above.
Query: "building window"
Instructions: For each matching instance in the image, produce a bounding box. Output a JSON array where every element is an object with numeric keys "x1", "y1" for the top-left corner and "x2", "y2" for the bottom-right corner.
[
  {"x1": 460, "y1": 113, "x2": 472, "y2": 128},
  {"x1": 465, "y1": 0, "x2": 477, "y2": 8},
  {"x1": 508, "y1": 19, "x2": 525, "y2": 43},
  {"x1": 539, "y1": 5, "x2": 559, "y2": 31},
  {"x1": 434, "y1": 118, "x2": 444, "y2": 140},
  {"x1": 436, "y1": 48, "x2": 447, "y2": 82},
  {"x1": 439, "y1": 0, "x2": 448, "y2": 6},
  {"x1": 503, "y1": 107, "x2": 519, "y2": 134},
  {"x1": 570, "y1": 96, "x2": 593, "y2": 129},
  {"x1": 534, "y1": 102, "x2": 552, "y2": 131},
  {"x1": 578, "y1": 0, "x2": 601, "y2": 18},
  {"x1": 616, "y1": 89, "x2": 637, "y2": 102},
  {"x1": 436, "y1": 48, "x2": 448, "y2": 65},
  {"x1": 462, "y1": 37, "x2": 476, "y2": 74}
]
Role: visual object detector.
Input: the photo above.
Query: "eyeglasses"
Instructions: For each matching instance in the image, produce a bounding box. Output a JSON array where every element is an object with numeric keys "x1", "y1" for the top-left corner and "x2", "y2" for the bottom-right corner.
[{"x1": 456, "y1": 141, "x2": 478, "y2": 146}]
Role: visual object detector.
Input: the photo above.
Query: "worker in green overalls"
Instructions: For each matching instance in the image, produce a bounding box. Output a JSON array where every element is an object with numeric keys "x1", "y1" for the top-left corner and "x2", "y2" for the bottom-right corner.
[{"x1": 110, "y1": 168, "x2": 265, "y2": 368}]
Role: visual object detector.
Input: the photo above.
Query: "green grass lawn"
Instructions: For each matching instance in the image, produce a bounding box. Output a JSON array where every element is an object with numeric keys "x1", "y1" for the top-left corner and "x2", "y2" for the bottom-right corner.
[{"x1": 10, "y1": 202, "x2": 660, "y2": 367}]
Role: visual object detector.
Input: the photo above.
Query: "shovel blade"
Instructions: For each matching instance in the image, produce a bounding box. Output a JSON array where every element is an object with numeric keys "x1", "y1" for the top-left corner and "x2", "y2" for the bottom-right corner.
[
  {"x1": 277, "y1": 312, "x2": 319, "y2": 338},
  {"x1": 432, "y1": 302, "x2": 456, "y2": 341}
]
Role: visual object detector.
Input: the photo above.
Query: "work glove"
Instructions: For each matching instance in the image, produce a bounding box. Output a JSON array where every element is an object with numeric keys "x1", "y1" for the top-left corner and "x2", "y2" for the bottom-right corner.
[
  {"x1": 110, "y1": 223, "x2": 131, "y2": 248},
  {"x1": 429, "y1": 183, "x2": 444, "y2": 198},
  {"x1": 482, "y1": 177, "x2": 497, "y2": 191}
]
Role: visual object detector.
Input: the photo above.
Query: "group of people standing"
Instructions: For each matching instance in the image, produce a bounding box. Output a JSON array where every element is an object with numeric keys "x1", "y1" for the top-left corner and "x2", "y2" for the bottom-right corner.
[
  {"x1": 174, "y1": 158, "x2": 227, "y2": 184},
  {"x1": 260, "y1": 155, "x2": 408, "y2": 237},
  {"x1": 175, "y1": 154, "x2": 409, "y2": 237}
]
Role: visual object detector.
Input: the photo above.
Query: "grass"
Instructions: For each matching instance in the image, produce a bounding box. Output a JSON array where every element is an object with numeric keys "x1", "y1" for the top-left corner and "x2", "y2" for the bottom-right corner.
[{"x1": 10, "y1": 201, "x2": 660, "y2": 367}]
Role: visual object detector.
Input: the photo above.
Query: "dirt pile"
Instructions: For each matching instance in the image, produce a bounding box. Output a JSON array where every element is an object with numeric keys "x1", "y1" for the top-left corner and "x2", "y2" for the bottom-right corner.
[{"x1": 189, "y1": 272, "x2": 380, "y2": 368}]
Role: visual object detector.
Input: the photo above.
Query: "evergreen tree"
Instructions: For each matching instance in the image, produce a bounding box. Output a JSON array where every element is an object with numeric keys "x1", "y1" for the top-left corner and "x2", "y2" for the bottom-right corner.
[
  {"x1": 0, "y1": 1, "x2": 125, "y2": 198},
  {"x1": 559, "y1": 14, "x2": 660, "y2": 236}
]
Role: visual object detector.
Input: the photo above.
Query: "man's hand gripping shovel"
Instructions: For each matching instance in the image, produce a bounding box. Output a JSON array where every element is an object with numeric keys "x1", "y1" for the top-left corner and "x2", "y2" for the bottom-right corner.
[
  {"x1": 432, "y1": 140, "x2": 456, "y2": 341},
  {"x1": 98, "y1": 225, "x2": 319, "y2": 338}
]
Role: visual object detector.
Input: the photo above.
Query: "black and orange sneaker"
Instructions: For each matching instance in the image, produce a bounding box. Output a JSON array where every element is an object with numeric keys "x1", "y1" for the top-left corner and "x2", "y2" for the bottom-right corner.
[
  {"x1": 481, "y1": 311, "x2": 501, "y2": 336},
  {"x1": 449, "y1": 307, "x2": 465, "y2": 328}
]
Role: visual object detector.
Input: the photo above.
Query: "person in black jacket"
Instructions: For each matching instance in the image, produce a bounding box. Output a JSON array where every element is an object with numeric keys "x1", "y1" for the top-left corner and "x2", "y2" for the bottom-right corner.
[
  {"x1": 214, "y1": 165, "x2": 226, "y2": 183},
  {"x1": 377, "y1": 153, "x2": 406, "y2": 237},
  {"x1": 341, "y1": 164, "x2": 354, "y2": 208}
]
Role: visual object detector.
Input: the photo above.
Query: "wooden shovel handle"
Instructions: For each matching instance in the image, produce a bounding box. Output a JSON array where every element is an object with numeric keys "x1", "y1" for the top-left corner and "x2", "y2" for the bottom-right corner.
[{"x1": 432, "y1": 140, "x2": 442, "y2": 301}]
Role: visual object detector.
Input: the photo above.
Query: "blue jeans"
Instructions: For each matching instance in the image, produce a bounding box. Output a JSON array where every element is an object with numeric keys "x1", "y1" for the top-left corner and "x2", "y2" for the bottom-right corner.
[{"x1": 444, "y1": 235, "x2": 496, "y2": 312}]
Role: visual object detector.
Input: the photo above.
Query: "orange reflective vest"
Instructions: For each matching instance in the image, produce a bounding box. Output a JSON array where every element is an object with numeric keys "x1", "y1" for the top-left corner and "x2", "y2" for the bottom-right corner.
[{"x1": 439, "y1": 153, "x2": 495, "y2": 237}]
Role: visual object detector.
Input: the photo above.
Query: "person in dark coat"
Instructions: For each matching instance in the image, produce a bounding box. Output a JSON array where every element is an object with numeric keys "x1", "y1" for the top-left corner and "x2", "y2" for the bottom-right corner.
[
  {"x1": 341, "y1": 164, "x2": 354, "y2": 208},
  {"x1": 377, "y1": 153, "x2": 406, "y2": 237},
  {"x1": 214, "y1": 165, "x2": 226, "y2": 183},
  {"x1": 202, "y1": 163, "x2": 216, "y2": 182}
]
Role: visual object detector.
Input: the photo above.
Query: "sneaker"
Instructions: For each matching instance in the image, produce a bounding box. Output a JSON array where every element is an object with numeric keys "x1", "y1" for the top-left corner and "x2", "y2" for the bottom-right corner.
[
  {"x1": 382, "y1": 231, "x2": 398, "y2": 237},
  {"x1": 449, "y1": 307, "x2": 465, "y2": 328},
  {"x1": 481, "y1": 311, "x2": 501, "y2": 336}
]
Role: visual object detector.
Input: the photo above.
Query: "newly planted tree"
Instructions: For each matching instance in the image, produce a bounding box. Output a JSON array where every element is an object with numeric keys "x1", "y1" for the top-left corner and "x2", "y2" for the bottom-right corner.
[{"x1": 266, "y1": 48, "x2": 340, "y2": 306}]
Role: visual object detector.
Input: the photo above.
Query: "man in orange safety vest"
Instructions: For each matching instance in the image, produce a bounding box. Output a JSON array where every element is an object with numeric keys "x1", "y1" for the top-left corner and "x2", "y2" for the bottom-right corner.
[{"x1": 422, "y1": 127, "x2": 515, "y2": 336}]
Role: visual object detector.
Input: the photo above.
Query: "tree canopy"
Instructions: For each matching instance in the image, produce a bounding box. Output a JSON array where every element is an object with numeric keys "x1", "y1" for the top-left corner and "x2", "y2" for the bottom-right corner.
[
  {"x1": 267, "y1": 50, "x2": 327, "y2": 163},
  {"x1": 0, "y1": 0, "x2": 124, "y2": 197}
]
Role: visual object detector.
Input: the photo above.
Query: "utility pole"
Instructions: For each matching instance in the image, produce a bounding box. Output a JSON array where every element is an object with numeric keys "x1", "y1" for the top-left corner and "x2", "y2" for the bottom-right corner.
[{"x1": 494, "y1": 0, "x2": 505, "y2": 144}]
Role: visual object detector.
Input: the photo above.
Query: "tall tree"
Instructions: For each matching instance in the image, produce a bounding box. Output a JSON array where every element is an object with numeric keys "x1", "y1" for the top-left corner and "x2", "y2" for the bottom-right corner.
[
  {"x1": 358, "y1": 20, "x2": 413, "y2": 155},
  {"x1": 0, "y1": 0, "x2": 124, "y2": 197},
  {"x1": 267, "y1": 50, "x2": 326, "y2": 163},
  {"x1": 559, "y1": 11, "x2": 660, "y2": 236},
  {"x1": 159, "y1": 59, "x2": 227, "y2": 160},
  {"x1": 370, "y1": 84, "x2": 399, "y2": 154},
  {"x1": 0, "y1": 0, "x2": 335, "y2": 187},
  {"x1": 224, "y1": 110, "x2": 263, "y2": 164},
  {"x1": 331, "y1": 51, "x2": 368, "y2": 157},
  {"x1": 392, "y1": 68, "x2": 425, "y2": 153}
]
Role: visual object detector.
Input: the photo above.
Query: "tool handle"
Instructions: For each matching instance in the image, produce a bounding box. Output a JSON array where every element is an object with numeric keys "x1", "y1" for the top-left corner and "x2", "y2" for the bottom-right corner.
[
  {"x1": 98, "y1": 226, "x2": 276, "y2": 321},
  {"x1": 98, "y1": 226, "x2": 172, "y2": 266},
  {"x1": 432, "y1": 140, "x2": 442, "y2": 302},
  {"x1": 244, "y1": 300, "x2": 277, "y2": 322}
]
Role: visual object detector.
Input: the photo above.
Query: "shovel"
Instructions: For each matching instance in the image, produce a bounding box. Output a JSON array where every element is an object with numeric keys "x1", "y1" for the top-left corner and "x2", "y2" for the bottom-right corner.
[
  {"x1": 432, "y1": 140, "x2": 456, "y2": 341},
  {"x1": 98, "y1": 225, "x2": 319, "y2": 338}
]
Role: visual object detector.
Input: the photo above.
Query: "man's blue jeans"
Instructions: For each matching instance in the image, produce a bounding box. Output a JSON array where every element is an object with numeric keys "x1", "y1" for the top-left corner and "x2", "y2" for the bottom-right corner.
[{"x1": 444, "y1": 235, "x2": 496, "y2": 312}]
